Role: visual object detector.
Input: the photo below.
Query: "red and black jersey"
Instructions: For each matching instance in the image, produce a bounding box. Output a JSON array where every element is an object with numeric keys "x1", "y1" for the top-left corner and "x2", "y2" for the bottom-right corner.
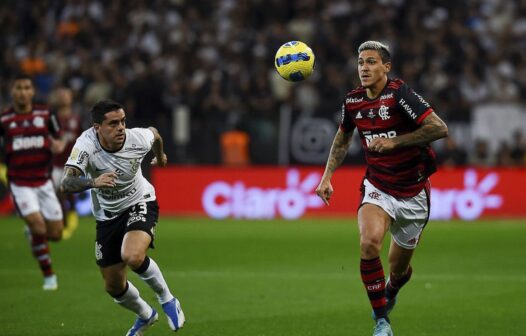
[
  {"x1": 340, "y1": 78, "x2": 436, "y2": 198},
  {"x1": 0, "y1": 105, "x2": 61, "y2": 186},
  {"x1": 53, "y1": 113, "x2": 81, "y2": 167}
]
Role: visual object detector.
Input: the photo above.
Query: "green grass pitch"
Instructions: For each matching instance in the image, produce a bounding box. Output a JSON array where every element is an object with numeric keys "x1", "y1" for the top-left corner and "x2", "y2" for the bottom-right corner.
[{"x1": 1, "y1": 216, "x2": 525, "y2": 335}]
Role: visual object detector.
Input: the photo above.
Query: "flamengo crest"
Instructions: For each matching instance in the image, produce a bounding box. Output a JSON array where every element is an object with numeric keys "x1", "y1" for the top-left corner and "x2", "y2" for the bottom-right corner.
[{"x1": 379, "y1": 105, "x2": 390, "y2": 120}]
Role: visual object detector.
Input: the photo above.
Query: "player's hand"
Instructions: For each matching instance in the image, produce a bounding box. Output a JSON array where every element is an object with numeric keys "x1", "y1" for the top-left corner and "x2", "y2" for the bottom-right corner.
[
  {"x1": 93, "y1": 172, "x2": 118, "y2": 188},
  {"x1": 315, "y1": 180, "x2": 333, "y2": 206},
  {"x1": 368, "y1": 138, "x2": 396, "y2": 153},
  {"x1": 151, "y1": 153, "x2": 168, "y2": 167},
  {"x1": 50, "y1": 138, "x2": 66, "y2": 154}
]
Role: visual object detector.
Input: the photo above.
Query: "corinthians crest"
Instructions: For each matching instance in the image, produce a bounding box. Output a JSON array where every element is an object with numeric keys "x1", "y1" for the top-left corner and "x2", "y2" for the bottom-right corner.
[{"x1": 379, "y1": 105, "x2": 390, "y2": 120}]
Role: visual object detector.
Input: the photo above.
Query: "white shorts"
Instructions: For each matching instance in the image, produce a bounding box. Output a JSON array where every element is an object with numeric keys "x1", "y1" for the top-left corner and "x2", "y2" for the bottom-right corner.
[
  {"x1": 51, "y1": 166, "x2": 64, "y2": 190},
  {"x1": 10, "y1": 180, "x2": 63, "y2": 221},
  {"x1": 361, "y1": 178, "x2": 430, "y2": 249}
]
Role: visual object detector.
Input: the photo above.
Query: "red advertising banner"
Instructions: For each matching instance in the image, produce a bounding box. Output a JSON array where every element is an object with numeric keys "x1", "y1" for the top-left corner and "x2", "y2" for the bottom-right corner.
[{"x1": 152, "y1": 166, "x2": 526, "y2": 220}]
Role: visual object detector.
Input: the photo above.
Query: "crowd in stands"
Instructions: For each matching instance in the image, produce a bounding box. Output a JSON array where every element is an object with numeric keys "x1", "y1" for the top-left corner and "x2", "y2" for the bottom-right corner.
[{"x1": 1, "y1": 0, "x2": 525, "y2": 166}]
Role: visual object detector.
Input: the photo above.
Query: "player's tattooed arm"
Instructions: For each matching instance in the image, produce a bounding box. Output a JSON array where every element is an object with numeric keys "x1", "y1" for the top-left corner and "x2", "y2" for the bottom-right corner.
[
  {"x1": 149, "y1": 127, "x2": 168, "y2": 167},
  {"x1": 60, "y1": 166, "x2": 117, "y2": 193},
  {"x1": 369, "y1": 112, "x2": 448, "y2": 153},
  {"x1": 316, "y1": 129, "x2": 353, "y2": 206},
  {"x1": 392, "y1": 112, "x2": 448, "y2": 148},
  {"x1": 324, "y1": 128, "x2": 353, "y2": 177}
]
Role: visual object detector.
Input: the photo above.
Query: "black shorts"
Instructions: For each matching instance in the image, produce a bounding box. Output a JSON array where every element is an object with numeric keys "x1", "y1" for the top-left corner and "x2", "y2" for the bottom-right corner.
[{"x1": 95, "y1": 200, "x2": 159, "y2": 267}]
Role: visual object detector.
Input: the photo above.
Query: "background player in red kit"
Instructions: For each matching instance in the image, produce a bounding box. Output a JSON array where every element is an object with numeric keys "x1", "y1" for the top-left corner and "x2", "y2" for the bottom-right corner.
[
  {"x1": 316, "y1": 41, "x2": 448, "y2": 336},
  {"x1": 50, "y1": 87, "x2": 82, "y2": 239},
  {"x1": 0, "y1": 74, "x2": 66, "y2": 290}
]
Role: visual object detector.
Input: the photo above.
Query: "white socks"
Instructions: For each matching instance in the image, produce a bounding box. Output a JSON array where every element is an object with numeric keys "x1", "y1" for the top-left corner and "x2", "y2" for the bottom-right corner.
[
  {"x1": 138, "y1": 257, "x2": 174, "y2": 304},
  {"x1": 113, "y1": 281, "x2": 152, "y2": 320}
]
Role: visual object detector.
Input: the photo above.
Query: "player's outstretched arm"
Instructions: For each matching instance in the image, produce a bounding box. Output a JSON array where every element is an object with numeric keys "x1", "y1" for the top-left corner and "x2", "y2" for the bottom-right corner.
[
  {"x1": 149, "y1": 127, "x2": 168, "y2": 167},
  {"x1": 60, "y1": 166, "x2": 117, "y2": 193},
  {"x1": 316, "y1": 128, "x2": 353, "y2": 205}
]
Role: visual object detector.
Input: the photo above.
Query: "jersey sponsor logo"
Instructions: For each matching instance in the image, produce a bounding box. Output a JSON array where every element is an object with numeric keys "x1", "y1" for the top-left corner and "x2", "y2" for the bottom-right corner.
[
  {"x1": 355, "y1": 111, "x2": 363, "y2": 119},
  {"x1": 346, "y1": 97, "x2": 364, "y2": 104},
  {"x1": 363, "y1": 130, "x2": 397, "y2": 146},
  {"x1": 368, "y1": 191, "x2": 382, "y2": 200},
  {"x1": 77, "y1": 151, "x2": 89, "y2": 165},
  {"x1": 12, "y1": 135, "x2": 45, "y2": 151},
  {"x1": 99, "y1": 187, "x2": 138, "y2": 200},
  {"x1": 380, "y1": 93, "x2": 394, "y2": 100},
  {"x1": 9, "y1": 121, "x2": 17, "y2": 129},
  {"x1": 378, "y1": 105, "x2": 390, "y2": 120},
  {"x1": 33, "y1": 116, "x2": 44, "y2": 128},
  {"x1": 125, "y1": 144, "x2": 146, "y2": 151},
  {"x1": 413, "y1": 91, "x2": 430, "y2": 108},
  {"x1": 399, "y1": 98, "x2": 418, "y2": 119}
]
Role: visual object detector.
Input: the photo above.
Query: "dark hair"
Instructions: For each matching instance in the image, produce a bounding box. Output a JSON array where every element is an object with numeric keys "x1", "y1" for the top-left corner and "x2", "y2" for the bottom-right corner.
[
  {"x1": 90, "y1": 99, "x2": 125, "y2": 124},
  {"x1": 358, "y1": 41, "x2": 391, "y2": 63},
  {"x1": 12, "y1": 73, "x2": 34, "y2": 85}
]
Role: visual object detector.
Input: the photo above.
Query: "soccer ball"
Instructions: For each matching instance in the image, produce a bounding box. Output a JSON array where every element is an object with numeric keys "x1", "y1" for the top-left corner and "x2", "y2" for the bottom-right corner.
[{"x1": 274, "y1": 41, "x2": 315, "y2": 82}]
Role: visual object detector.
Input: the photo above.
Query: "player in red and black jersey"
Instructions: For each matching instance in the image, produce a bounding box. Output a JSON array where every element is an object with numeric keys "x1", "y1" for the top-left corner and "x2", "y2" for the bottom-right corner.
[
  {"x1": 0, "y1": 74, "x2": 66, "y2": 290},
  {"x1": 316, "y1": 41, "x2": 448, "y2": 336}
]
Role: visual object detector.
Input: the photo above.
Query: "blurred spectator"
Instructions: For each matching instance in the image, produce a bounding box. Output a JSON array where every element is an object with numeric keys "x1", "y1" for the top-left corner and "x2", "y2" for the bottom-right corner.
[
  {"x1": 0, "y1": 0, "x2": 525, "y2": 166},
  {"x1": 510, "y1": 130, "x2": 526, "y2": 166},
  {"x1": 220, "y1": 126, "x2": 250, "y2": 167},
  {"x1": 495, "y1": 141, "x2": 514, "y2": 166},
  {"x1": 437, "y1": 137, "x2": 468, "y2": 167},
  {"x1": 469, "y1": 139, "x2": 494, "y2": 167}
]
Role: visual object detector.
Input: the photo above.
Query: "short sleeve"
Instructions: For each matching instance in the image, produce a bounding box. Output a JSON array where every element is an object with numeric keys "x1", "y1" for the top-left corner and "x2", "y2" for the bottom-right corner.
[
  {"x1": 64, "y1": 138, "x2": 91, "y2": 175},
  {"x1": 131, "y1": 128, "x2": 155, "y2": 151},
  {"x1": 339, "y1": 103, "x2": 356, "y2": 133},
  {"x1": 396, "y1": 83, "x2": 433, "y2": 125}
]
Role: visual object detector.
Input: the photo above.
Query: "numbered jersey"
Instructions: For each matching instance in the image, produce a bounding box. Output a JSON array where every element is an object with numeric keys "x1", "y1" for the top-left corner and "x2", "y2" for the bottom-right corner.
[
  {"x1": 65, "y1": 127, "x2": 156, "y2": 220},
  {"x1": 0, "y1": 105, "x2": 61, "y2": 186}
]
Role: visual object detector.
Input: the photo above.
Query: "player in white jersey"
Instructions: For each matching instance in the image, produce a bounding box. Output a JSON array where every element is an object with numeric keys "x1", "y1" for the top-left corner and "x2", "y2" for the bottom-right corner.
[{"x1": 60, "y1": 100, "x2": 185, "y2": 335}]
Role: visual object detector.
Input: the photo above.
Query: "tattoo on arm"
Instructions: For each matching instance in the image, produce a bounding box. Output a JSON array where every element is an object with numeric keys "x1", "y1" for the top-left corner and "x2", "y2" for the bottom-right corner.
[
  {"x1": 61, "y1": 167, "x2": 94, "y2": 193},
  {"x1": 149, "y1": 127, "x2": 164, "y2": 157},
  {"x1": 392, "y1": 112, "x2": 448, "y2": 148},
  {"x1": 323, "y1": 129, "x2": 353, "y2": 179}
]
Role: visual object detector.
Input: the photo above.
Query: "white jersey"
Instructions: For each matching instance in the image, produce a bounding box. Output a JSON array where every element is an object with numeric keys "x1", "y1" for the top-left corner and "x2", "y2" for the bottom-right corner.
[{"x1": 65, "y1": 127, "x2": 156, "y2": 221}]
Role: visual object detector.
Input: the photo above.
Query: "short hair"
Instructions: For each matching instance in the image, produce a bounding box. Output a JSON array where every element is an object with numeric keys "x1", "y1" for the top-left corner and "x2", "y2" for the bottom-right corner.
[
  {"x1": 358, "y1": 41, "x2": 391, "y2": 63},
  {"x1": 12, "y1": 73, "x2": 33, "y2": 85},
  {"x1": 90, "y1": 99, "x2": 125, "y2": 124}
]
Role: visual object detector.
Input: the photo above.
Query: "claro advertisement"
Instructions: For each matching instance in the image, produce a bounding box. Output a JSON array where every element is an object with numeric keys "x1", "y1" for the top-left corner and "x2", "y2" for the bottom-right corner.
[
  {"x1": 0, "y1": 166, "x2": 523, "y2": 220},
  {"x1": 152, "y1": 167, "x2": 525, "y2": 220}
]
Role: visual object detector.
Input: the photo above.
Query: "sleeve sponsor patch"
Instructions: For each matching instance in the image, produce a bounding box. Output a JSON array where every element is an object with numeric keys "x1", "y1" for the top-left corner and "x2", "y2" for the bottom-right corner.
[{"x1": 77, "y1": 150, "x2": 89, "y2": 165}]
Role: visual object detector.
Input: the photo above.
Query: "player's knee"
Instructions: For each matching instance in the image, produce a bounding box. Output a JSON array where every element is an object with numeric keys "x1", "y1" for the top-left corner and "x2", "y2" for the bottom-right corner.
[
  {"x1": 360, "y1": 236, "x2": 382, "y2": 257},
  {"x1": 121, "y1": 251, "x2": 145, "y2": 269}
]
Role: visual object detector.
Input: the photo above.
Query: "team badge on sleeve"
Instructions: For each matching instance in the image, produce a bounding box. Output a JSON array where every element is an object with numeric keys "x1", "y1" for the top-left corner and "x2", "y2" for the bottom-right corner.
[{"x1": 69, "y1": 148, "x2": 79, "y2": 161}]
